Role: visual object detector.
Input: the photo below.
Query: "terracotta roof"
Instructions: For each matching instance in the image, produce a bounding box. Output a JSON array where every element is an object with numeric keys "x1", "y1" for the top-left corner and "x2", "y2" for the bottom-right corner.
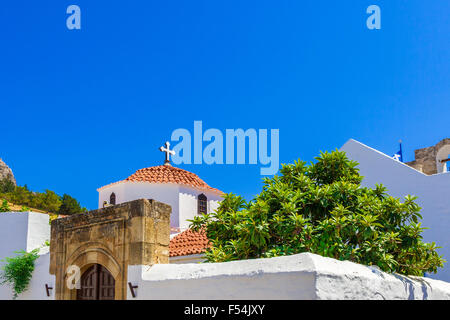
[
  {"x1": 169, "y1": 228, "x2": 211, "y2": 257},
  {"x1": 98, "y1": 165, "x2": 223, "y2": 194}
]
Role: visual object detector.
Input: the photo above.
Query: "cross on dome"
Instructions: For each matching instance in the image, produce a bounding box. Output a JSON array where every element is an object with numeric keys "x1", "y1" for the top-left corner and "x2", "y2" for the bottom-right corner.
[{"x1": 160, "y1": 141, "x2": 176, "y2": 166}]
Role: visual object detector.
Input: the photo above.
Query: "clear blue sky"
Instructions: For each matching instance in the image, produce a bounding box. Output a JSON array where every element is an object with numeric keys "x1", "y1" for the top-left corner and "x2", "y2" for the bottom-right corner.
[{"x1": 1, "y1": 1, "x2": 449, "y2": 209}]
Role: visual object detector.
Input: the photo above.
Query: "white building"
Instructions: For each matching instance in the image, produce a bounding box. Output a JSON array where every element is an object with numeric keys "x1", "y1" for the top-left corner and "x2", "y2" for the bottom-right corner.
[
  {"x1": 97, "y1": 163, "x2": 223, "y2": 234},
  {"x1": 341, "y1": 138, "x2": 450, "y2": 282},
  {"x1": 0, "y1": 211, "x2": 53, "y2": 300}
]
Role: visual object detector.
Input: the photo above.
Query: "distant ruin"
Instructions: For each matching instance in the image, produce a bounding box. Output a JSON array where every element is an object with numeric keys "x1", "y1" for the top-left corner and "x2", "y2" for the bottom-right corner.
[{"x1": 405, "y1": 138, "x2": 450, "y2": 175}]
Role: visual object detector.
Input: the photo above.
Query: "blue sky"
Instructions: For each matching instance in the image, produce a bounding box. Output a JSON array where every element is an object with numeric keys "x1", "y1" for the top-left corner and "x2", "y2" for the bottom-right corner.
[{"x1": 1, "y1": 1, "x2": 449, "y2": 209}]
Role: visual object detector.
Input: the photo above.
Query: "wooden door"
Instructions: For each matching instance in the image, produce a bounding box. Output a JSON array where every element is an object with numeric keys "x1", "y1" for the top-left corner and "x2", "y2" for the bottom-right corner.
[
  {"x1": 77, "y1": 264, "x2": 115, "y2": 300},
  {"x1": 98, "y1": 265, "x2": 115, "y2": 300}
]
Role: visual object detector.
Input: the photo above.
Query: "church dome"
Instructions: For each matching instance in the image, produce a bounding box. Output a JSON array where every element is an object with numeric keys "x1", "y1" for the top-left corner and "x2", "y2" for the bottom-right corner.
[{"x1": 98, "y1": 165, "x2": 222, "y2": 194}]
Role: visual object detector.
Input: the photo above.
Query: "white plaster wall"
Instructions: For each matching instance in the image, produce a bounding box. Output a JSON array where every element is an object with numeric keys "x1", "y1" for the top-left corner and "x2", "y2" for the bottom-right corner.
[
  {"x1": 26, "y1": 212, "x2": 52, "y2": 252},
  {"x1": 98, "y1": 183, "x2": 126, "y2": 208},
  {"x1": 0, "y1": 212, "x2": 52, "y2": 300},
  {"x1": 0, "y1": 212, "x2": 51, "y2": 266},
  {"x1": 99, "y1": 183, "x2": 223, "y2": 231},
  {"x1": 127, "y1": 254, "x2": 316, "y2": 300},
  {"x1": 127, "y1": 253, "x2": 450, "y2": 300},
  {"x1": 178, "y1": 186, "x2": 223, "y2": 230},
  {"x1": 0, "y1": 212, "x2": 28, "y2": 265},
  {"x1": 99, "y1": 183, "x2": 180, "y2": 229},
  {"x1": 0, "y1": 253, "x2": 54, "y2": 300},
  {"x1": 341, "y1": 139, "x2": 450, "y2": 282}
]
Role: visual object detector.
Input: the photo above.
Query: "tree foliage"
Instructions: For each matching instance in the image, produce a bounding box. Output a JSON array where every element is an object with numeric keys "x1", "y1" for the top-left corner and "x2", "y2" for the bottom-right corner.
[
  {"x1": 190, "y1": 150, "x2": 445, "y2": 276},
  {"x1": 0, "y1": 184, "x2": 87, "y2": 214},
  {"x1": 0, "y1": 177, "x2": 15, "y2": 193},
  {"x1": 58, "y1": 194, "x2": 87, "y2": 215}
]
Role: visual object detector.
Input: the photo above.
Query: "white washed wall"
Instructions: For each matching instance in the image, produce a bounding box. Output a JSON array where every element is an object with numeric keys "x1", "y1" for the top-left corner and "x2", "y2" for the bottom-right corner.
[
  {"x1": 99, "y1": 183, "x2": 223, "y2": 231},
  {"x1": 0, "y1": 253, "x2": 54, "y2": 300},
  {"x1": 2, "y1": 252, "x2": 450, "y2": 300},
  {"x1": 341, "y1": 139, "x2": 450, "y2": 282},
  {"x1": 178, "y1": 186, "x2": 223, "y2": 230},
  {"x1": 0, "y1": 212, "x2": 50, "y2": 264},
  {"x1": 99, "y1": 183, "x2": 181, "y2": 229},
  {"x1": 127, "y1": 253, "x2": 450, "y2": 300},
  {"x1": 0, "y1": 212, "x2": 53, "y2": 300}
]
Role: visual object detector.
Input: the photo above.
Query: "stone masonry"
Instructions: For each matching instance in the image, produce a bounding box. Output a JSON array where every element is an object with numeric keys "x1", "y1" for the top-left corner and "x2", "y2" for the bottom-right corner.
[
  {"x1": 405, "y1": 138, "x2": 450, "y2": 175},
  {"x1": 49, "y1": 198, "x2": 171, "y2": 300}
]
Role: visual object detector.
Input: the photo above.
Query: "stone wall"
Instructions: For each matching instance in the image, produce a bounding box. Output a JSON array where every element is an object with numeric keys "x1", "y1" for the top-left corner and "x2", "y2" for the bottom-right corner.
[
  {"x1": 405, "y1": 138, "x2": 450, "y2": 175},
  {"x1": 49, "y1": 198, "x2": 171, "y2": 300}
]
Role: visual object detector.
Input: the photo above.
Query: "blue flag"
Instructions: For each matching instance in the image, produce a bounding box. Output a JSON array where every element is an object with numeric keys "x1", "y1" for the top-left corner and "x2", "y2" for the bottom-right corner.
[{"x1": 392, "y1": 141, "x2": 403, "y2": 162}]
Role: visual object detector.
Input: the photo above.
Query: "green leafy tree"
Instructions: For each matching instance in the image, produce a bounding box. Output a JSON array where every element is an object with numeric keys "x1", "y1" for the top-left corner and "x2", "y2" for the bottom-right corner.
[
  {"x1": 58, "y1": 193, "x2": 87, "y2": 215},
  {"x1": 0, "y1": 182, "x2": 87, "y2": 215},
  {"x1": 190, "y1": 150, "x2": 445, "y2": 276},
  {"x1": 41, "y1": 190, "x2": 62, "y2": 213},
  {"x1": 0, "y1": 177, "x2": 15, "y2": 193},
  {"x1": 8, "y1": 186, "x2": 32, "y2": 207}
]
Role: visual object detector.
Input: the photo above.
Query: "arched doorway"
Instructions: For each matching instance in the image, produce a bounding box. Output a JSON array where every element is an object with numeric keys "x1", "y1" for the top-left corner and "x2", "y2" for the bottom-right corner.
[{"x1": 77, "y1": 264, "x2": 116, "y2": 300}]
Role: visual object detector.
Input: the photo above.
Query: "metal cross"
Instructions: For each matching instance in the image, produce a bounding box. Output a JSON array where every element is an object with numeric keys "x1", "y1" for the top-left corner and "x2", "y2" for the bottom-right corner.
[{"x1": 159, "y1": 141, "x2": 175, "y2": 165}]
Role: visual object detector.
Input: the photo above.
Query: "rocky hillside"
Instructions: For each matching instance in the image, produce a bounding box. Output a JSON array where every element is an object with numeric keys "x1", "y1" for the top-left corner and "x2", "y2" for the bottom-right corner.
[{"x1": 0, "y1": 158, "x2": 16, "y2": 185}]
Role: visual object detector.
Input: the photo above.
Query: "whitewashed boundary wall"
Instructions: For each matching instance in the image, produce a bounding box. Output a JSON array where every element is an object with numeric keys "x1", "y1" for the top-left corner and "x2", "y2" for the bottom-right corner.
[{"x1": 127, "y1": 253, "x2": 450, "y2": 300}]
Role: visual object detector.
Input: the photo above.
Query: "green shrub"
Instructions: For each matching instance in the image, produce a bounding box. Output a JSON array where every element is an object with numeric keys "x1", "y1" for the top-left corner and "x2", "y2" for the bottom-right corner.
[
  {"x1": 0, "y1": 199, "x2": 11, "y2": 212},
  {"x1": 190, "y1": 150, "x2": 445, "y2": 276},
  {"x1": 0, "y1": 249, "x2": 40, "y2": 299}
]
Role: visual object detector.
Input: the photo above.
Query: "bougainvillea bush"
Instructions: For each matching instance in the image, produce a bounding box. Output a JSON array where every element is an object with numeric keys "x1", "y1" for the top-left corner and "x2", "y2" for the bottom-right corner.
[{"x1": 190, "y1": 150, "x2": 445, "y2": 276}]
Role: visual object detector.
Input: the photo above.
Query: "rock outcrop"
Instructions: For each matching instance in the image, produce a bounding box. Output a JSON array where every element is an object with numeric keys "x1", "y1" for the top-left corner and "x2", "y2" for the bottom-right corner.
[{"x1": 0, "y1": 158, "x2": 16, "y2": 185}]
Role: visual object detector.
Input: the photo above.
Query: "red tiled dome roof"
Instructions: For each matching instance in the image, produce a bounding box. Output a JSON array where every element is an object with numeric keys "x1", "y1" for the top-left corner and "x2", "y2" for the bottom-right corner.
[
  {"x1": 98, "y1": 165, "x2": 222, "y2": 194},
  {"x1": 169, "y1": 228, "x2": 211, "y2": 257}
]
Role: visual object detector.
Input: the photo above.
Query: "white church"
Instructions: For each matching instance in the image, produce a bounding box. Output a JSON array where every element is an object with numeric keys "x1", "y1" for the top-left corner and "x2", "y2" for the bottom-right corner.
[
  {"x1": 97, "y1": 142, "x2": 223, "y2": 234},
  {"x1": 1, "y1": 139, "x2": 450, "y2": 300}
]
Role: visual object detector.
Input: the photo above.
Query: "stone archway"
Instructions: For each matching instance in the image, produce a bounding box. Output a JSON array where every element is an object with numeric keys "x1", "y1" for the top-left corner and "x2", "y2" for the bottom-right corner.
[
  {"x1": 50, "y1": 199, "x2": 171, "y2": 300},
  {"x1": 62, "y1": 245, "x2": 125, "y2": 300}
]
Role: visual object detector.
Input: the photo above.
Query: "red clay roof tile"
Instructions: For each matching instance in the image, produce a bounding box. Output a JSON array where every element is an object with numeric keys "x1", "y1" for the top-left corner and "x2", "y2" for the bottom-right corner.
[
  {"x1": 98, "y1": 165, "x2": 223, "y2": 194},
  {"x1": 169, "y1": 228, "x2": 211, "y2": 257}
]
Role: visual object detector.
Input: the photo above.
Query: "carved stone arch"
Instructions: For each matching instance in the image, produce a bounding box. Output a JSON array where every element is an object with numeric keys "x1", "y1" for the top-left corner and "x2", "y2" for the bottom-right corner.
[{"x1": 63, "y1": 244, "x2": 125, "y2": 300}]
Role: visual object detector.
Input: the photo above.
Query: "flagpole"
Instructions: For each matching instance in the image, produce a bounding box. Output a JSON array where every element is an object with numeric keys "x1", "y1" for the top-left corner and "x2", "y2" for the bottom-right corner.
[{"x1": 399, "y1": 139, "x2": 403, "y2": 162}]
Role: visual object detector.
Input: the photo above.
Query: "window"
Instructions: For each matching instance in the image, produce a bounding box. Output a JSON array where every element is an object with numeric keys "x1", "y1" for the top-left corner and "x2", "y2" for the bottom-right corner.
[
  {"x1": 198, "y1": 194, "x2": 207, "y2": 215},
  {"x1": 110, "y1": 193, "x2": 116, "y2": 205}
]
